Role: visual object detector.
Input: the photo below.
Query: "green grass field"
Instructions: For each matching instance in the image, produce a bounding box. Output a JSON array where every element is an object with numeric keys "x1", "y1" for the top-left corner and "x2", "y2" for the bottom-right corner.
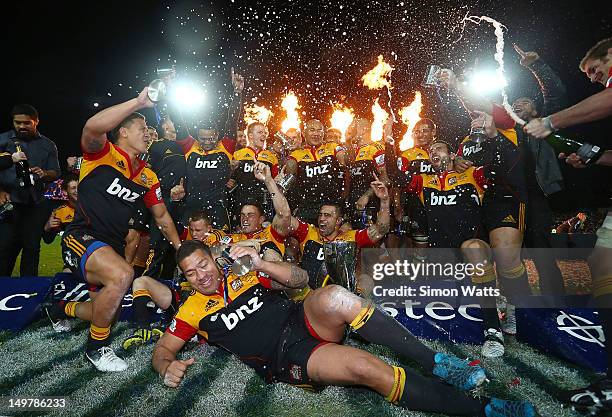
[{"x1": 1, "y1": 238, "x2": 609, "y2": 417}]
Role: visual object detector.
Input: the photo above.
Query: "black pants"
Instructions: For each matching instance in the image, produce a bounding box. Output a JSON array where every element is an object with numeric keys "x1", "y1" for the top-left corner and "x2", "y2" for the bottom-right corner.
[
  {"x1": 523, "y1": 188, "x2": 566, "y2": 295},
  {"x1": 0, "y1": 202, "x2": 49, "y2": 276}
]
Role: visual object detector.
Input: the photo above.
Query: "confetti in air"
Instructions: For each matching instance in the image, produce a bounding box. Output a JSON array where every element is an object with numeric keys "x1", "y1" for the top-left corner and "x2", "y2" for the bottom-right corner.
[
  {"x1": 370, "y1": 98, "x2": 389, "y2": 142},
  {"x1": 398, "y1": 91, "x2": 423, "y2": 151},
  {"x1": 280, "y1": 91, "x2": 302, "y2": 133},
  {"x1": 461, "y1": 15, "x2": 525, "y2": 125},
  {"x1": 330, "y1": 103, "x2": 355, "y2": 142}
]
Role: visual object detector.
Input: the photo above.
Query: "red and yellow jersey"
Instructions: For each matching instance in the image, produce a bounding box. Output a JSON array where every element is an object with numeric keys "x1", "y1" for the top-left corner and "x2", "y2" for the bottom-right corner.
[
  {"x1": 177, "y1": 136, "x2": 234, "y2": 203},
  {"x1": 288, "y1": 220, "x2": 374, "y2": 287},
  {"x1": 289, "y1": 142, "x2": 346, "y2": 206},
  {"x1": 348, "y1": 142, "x2": 385, "y2": 203},
  {"x1": 52, "y1": 204, "x2": 75, "y2": 230},
  {"x1": 232, "y1": 147, "x2": 279, "y2": 206},
  {"x1": 229, "y1": 225, "x2": 285, "y2": 289},
  {"x1": 67, "y1": 141, "x2": 162, "y2": 253},
  {"x1": 167, "y1": 273, "x2": 293, "y2": 377},
  {"x1": 180, "y1": 227, "x2": 226, "y2": 246},
  {"x1": 397, "y1": 146, "x2": 433, "y2": 175},
  {"x1": 406, "y1": 167, "x2": 486, "y2": 248}
]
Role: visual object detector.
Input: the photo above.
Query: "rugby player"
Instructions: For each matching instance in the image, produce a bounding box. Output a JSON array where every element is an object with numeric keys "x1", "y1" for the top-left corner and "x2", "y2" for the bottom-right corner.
[
  {"x1": 58, "y1": 87, "x2": 182, "y2": 372},
  {"x1": 344, "y1": 118, "x2": 389, "y2": 229},
  {"x1": 152, "y1": 240, "x2": 538, "y2": 417},
  {"x1": 394, "y1": 118, "x2": 437, "y2": 249},
  {"x1": 122, "y1": 211, "x2": 225, "y2": 350},
  {"x1": 229, "y1": 122, "x2": 279, "y2": 221},
  {"x1": 401, "y1": 140, "x2": 504, "y2": 357},
  {"x1": 269, "y1": 161, "x2": 390, "y2": 291},
  {"x1": 175, "y1": 68, "x2": 244, "y2": 231},
  {"x1": 285, "y1": 119, "x2": 348, "y2": 224}
]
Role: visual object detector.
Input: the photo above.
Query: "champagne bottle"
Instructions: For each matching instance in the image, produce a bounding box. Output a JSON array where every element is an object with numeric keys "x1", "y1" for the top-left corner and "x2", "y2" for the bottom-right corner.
[
  {"x1": 544, "y1": 133, "x2": 604, "y2": 165},
  {"x1": 14, "y1": 142, "x2": 35, "y2": 187}
]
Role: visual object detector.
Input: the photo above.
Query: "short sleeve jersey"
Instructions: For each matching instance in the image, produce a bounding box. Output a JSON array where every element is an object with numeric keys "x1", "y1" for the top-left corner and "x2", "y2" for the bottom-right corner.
[
  {"x1": 348, "y1": 142, "x2": 385, "y2": 204},
  {"x1": 67, "y1": 141, "x2": 162, "y2": 252},
  {"x1": 289, "y1": 142, "x2": 346, "y2": 207}
]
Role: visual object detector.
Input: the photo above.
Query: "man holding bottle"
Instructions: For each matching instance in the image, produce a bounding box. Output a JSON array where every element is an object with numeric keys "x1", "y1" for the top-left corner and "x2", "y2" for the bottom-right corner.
[
  {"x1": 524, "y1": 37, "x2": 612, "y2": 414},
  {"x1": 0, "y1": 104, "x2": 60, "y2": 276}
]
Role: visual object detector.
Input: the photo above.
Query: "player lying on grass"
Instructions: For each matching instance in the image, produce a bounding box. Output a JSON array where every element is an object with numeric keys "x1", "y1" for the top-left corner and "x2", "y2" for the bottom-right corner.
[{"x1": 152, "y1": 240, "x2": 538, "y2": 417}]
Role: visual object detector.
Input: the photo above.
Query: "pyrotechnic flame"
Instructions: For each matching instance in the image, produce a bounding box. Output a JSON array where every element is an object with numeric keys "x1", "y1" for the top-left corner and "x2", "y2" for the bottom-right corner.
[
  {"x1": 280, "y1": 91, "x2": 301, "y2": 132},
  {"x1": 371, "y1": 98, "x2": 389, "y2": 142},
  {"x1": 362, "y1": 55, "x2": 394, "y2": 90},
  {"x1": 244, "y1": 104, "x2": 274, "y2": 127},
  {"x1": 462, "y1": 15, "x2": 524, "y2": 125},
  {"x1": 330, "y1": 104, "x2": 355, "y2": 142},
  {"x1": 398, "y1": 92, "x2": 423, "y2": 151}
]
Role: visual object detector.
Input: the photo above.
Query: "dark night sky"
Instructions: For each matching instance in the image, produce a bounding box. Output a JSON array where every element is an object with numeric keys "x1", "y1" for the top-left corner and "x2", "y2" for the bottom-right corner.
[{"x1": 1, "y1": 0, "x2": 610, "y2": 210}]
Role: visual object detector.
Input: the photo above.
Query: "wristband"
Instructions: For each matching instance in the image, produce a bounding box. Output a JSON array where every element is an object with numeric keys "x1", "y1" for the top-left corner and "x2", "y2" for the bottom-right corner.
[{"x1": 541, "y1": 116, "x2": 557, "y2": 132}]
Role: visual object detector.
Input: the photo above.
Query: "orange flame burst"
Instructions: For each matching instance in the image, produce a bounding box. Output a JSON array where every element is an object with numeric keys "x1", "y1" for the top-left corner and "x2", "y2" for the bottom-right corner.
[
  {"x1": 280, "y1": 91, "x2": 301, "y2": 132},
  {"x1": 371, "y1": 98, "x2": 389, "y2": 142},
  {"x1": 362, "y1": 55, "x2": 394, "y2": 90},
  {"x1": 243, "y1": 104, "x2": 274, "y2": 127},
  {"x1": 330, "y1": 104, "x2": 355, "y2": 142},
  {"x1": 398, "y1": 92, "x2": 423, "y2": 151}
]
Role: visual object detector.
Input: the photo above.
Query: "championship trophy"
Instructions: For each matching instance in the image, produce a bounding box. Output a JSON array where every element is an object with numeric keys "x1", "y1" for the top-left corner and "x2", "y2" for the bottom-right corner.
[
  {"x1": 147, "y1": 67, "x2": 175, "y2": 103},
  {"x1": 322, "y1": 241, "x2": 358, "y2": 293}
]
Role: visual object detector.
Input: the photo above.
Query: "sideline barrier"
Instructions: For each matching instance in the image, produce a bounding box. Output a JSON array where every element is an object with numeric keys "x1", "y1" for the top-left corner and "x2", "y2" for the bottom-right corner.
[{"x1": 1, "y1": 274, "x2": 607, "y2": 373}]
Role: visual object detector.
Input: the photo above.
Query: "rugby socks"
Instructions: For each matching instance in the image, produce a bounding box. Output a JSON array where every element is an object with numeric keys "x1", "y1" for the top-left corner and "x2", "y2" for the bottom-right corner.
[
  {"x1": 48, "y1": 300, "x2": 81, "y2": 320},
  {"x1": 87, "y1": 324, "x2": 111, "y2": 351},
  {"x1": 351, "y1": 303, "x2": 435, "y2": 372},
  {"x1": 498, "y1": 262, "x2": 532, "y2": 305},
  {"x1": 592, "y1": 274, "x2": 612, "y2": 378},
  {"x1": 471, "y1": 264, "x2": 500, "y2": 331},
  {"x1": 391, "y1": 366, "x2": 486, "y2": 416},
  {"x1": 132, "y1": 289, "x2": 153, "y2": 327}
]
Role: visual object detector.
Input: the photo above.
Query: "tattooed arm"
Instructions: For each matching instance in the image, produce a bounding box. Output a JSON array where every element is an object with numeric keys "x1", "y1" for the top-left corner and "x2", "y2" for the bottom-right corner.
[{"x1": 366, "y1": 176, "x2": 391, "y2": 242}]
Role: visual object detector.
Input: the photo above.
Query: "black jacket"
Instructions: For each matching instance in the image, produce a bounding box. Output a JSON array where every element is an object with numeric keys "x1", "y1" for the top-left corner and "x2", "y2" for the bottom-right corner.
[{"x1": 522, "y1": 59, "x2": 566, "y2": 196}]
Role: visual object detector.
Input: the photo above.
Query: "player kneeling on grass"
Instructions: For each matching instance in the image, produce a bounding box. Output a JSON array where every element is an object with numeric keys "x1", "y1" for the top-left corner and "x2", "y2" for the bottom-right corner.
[{"x1": 152, "y1": 240, "x2": 538, "y2": 417}]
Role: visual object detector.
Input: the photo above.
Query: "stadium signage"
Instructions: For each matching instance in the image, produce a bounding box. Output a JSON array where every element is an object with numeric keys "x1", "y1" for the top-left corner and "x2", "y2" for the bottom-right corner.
[
  {"x1": 380, "y1": 300, "x2": 482, "y2": 322},
  {"x1": 0, "y1": 293, "x2": 39, "y2": 311}
]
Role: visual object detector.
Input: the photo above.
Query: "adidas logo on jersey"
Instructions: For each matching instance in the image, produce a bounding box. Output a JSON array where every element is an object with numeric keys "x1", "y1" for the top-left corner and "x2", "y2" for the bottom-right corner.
[
  {"x1": 195, "y1": 158, "x2": 218, "y2": 169},
  {"x1": 219, "y1": 296, "x2": 264, "y2": 330},
  {"x1": 305, "y1": 164, "x2": 330, "y2": 177},
  {"x1": 116, "y1": 160, "x2": 126, "y2": 170},
  {"x1": 502, "y1": 215, "x2": 516, "y2": 223},
  {"x1": 430, "y1": 193, "x2": 457, "y2": 205},
  {"x1": 106, "y1": 178, "x2": 141, "y2": 202}
]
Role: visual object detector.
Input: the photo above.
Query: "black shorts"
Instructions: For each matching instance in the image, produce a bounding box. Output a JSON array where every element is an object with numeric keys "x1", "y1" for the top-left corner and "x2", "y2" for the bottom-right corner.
[
  {"x1": 271, "y1": 302, "x2": 329, "y2": 387},
  {"x1": 482, "y1": 194, "x2": 525, "y2": 234},
  {"x1": 62, "y1": 230, "x2": 110, "y2": 289}
]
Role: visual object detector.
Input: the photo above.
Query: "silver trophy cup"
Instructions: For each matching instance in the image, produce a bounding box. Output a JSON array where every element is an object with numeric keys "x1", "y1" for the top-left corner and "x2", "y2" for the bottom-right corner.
[
  {"x1": 323, "y1": 241, "x2": 358, "y2": 293},
  {"x1": 147, "y1": 79, "x2": 167, "y2": 103}
]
